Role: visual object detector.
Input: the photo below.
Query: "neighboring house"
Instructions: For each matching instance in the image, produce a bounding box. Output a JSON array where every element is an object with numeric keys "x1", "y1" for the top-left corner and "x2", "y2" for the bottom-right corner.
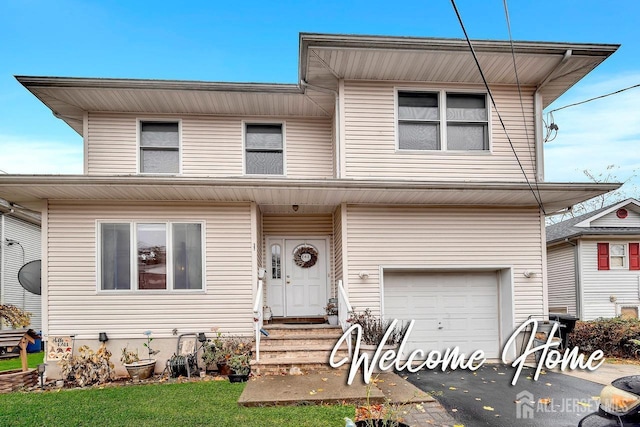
[
  {"x1": 547, "y1": 198, "x2": 640, "y2": 320},
  {"x1": 0, "y1": 199, "x2": 41, "y2": 331},
  {"x1": 0, "y1": 33, "x2": 619, "y2": 373}
]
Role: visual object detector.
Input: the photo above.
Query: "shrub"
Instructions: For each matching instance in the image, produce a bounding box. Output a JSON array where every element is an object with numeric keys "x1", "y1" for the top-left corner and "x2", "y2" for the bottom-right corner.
[
  {"x1": 568, "y1": 317, "x2": 640, "y2": 359},
  {"x1": 347, "y1": 308, "x2": 404, "y2": 346},
  {"x1": 59, "y1": 344, "x2": 114, "y2": 387},
  {"x1": 0, "y1": 304, "x2": 31, "y2": 328}
]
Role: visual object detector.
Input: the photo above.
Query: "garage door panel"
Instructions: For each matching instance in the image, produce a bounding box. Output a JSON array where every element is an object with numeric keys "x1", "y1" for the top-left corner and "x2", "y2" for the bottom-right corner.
[{"x1": 384, "y1": 271, "x2": 500, "y2": 359}]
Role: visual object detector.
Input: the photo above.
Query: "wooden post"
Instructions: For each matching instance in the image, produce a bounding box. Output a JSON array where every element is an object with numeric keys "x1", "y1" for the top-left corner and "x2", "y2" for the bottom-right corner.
[{"x1": 19, "y1": 334, "x2": 35, "y2": 372}]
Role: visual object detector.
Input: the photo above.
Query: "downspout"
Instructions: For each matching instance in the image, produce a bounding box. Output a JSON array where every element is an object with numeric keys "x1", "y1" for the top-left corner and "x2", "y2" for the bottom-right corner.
[
  {"x1": 565, "y1": 238, "x2": 581, "y2": 318},
  {"x1": 301, "y1": 80, "x2": 340, "y2": 178},
  {"x1": 534, "y1": 49, "x2": 572, "y2": 182},
  {"x1": 0, "y1": 209, "x2": 14, "y2": 321}
]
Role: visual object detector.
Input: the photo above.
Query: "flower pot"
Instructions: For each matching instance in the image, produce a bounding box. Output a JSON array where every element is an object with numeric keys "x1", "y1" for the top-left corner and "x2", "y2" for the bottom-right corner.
[
  {"x1": 123, "y1": 359, "x2": 156, "y2": 380},
  {"x1": 217, "y1": 362, "x2": 232, "y2": 376},
  {"x1": 327, "y1": 314, "x2": 339, "y2": 326},
  {"x1": 228, "y1": 373, "x2": 249, "y2": 383}
]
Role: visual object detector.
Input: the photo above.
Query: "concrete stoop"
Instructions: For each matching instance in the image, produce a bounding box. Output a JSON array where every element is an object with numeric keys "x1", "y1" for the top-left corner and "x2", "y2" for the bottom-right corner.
[{"x1": 251, "y1": 323, "x2": 348, "y2": 375}]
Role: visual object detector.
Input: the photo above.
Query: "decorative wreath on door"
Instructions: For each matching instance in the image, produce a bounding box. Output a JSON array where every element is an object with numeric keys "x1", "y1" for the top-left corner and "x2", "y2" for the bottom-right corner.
[{"x1": 293, "y1": 244, "x2": 319, "y2": 269}]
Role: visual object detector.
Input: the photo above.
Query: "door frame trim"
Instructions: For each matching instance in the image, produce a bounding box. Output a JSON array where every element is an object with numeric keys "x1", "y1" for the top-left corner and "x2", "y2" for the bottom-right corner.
[{"x1": 265, "y1": 235, "x2": 331, "y2": 317}]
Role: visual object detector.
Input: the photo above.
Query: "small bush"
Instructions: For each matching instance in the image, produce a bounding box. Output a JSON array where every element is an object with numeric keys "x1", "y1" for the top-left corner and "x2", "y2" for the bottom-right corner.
[{"x1": 568, "y1": 317, "x2": 640, "y2": 359}]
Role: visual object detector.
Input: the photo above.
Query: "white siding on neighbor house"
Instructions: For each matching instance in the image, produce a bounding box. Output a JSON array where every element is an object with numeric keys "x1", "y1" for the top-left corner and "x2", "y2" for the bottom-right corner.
[
  {"x1": 1, "y1": 215, "x2": 41, "y2": 331},
  {"x1": 262, "y1": 214, "x2": 334, "y2": 290},
  {"x1": 342, "y1": 81, "x2": 536, "y2": 181},
  {"x1": 344, "y1": 205, "x2": 544, "y2": 322},
  {"x1": 46, "y1": 201, "x2": 254, "y2": 338},
  {"x1": 547, "y1": 243, "x2": 577, "y2": 316},
  {"x1": 580, "y1": 239, "x2": 640, "y2": 320},
  {"x1": 86, "y1": 113, "x2": 334, "y2": 178},
  {"x1": 591, "y1": 209, "x2": 640, "y2": 227}
]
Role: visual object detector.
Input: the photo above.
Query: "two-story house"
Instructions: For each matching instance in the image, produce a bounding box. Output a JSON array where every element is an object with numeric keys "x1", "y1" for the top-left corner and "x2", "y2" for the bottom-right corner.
[{"x1": 0, "y1": 33, "x2": 619, "y2": 375}]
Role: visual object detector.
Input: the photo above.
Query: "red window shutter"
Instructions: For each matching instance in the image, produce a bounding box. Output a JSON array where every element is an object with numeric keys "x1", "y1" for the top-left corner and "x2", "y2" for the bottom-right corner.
[
  {"x1": 630, "y1": 243, "x2": 640, "y2": 270},
  {"x1": 597, "y1": 243, "x2": 610, "y2": 270}
]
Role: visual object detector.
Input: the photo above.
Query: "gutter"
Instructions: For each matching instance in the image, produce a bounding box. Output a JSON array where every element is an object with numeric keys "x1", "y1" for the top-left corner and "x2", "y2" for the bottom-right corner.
[{"x1": 534, "y1": 49, "x2": 573, "y2": 182}]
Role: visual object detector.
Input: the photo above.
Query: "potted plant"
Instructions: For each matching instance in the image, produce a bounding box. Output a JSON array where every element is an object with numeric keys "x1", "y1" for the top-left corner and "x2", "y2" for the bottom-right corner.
[
  {"x1": 227, "y1": 353, "x2": 251, "y2": 382},
  {"x1": 201, "y1": 333, "x2": 252, "y2": 377},
  {"x1": 120, "y1": 330, "x2": 159, "y2": 380},
  {"x1": 325, "y1": 300, "x2": 339, "y2": 326},
  {"x1": 347, "y1": 308, "x2": 404, "y2": 373}
]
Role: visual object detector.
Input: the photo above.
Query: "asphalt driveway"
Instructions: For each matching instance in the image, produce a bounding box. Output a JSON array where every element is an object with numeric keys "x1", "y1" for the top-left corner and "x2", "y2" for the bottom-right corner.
[{"x1": 406, "y1": 363, "x2": 603, "y2": 427}]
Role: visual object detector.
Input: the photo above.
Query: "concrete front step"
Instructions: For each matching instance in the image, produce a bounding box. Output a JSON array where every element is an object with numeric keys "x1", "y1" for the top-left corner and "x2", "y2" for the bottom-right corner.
[
  {"x1": 259, "y1": 334, "x2": 344, "y2": 347},
  {"x1": 251, "y1": 358, "x2": 349, "y2": 376},
  {"x1": 263, "y1": 324, "x2": 343, "y2": 337},
  {"x1": 258, "y1": 349, "x2": 349, "y2": 361}
]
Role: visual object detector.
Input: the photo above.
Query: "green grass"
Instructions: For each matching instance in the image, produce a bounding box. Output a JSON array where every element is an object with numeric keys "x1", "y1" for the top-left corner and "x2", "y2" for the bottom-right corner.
[
  {"x1": 0, "y1": 351, "x2": 44, "y2": 372},
  {"x1": 0, "y1": 380, "x2": 354, "y2": 426}
]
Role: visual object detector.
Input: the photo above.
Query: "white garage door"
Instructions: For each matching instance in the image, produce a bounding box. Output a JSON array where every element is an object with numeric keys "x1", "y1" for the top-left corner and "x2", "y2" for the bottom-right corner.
[{"x1": 384, "y1": 271, "x2": 501, "y2": 359}]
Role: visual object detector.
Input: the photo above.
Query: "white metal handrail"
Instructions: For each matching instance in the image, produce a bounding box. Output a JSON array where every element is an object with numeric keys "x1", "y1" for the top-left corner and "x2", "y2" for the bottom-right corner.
[
  {"x1": 253, "y1": 279, "x2": 263, "y2": 362},
  {"x1": 337, "y1": 279, "x2": 353, "y2": 332}
]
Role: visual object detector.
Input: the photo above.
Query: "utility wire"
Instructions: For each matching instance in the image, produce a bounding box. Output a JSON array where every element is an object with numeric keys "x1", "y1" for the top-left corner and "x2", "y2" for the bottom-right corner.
[
  {"x1": 503, "y1": 0, "x2": 544, "y2": 209},
  {"x1": 450, "y1": 0, "x2": 546, "y2": 214},
  {"x1": 548, "y1": 83, "x2": 640, "y2": 113}
]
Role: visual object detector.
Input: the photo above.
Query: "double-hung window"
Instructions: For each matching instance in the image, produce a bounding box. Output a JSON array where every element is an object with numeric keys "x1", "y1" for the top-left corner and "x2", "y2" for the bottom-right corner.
[
  {"x1": 245, "y1": 124, "x2": 284, "y2": 175},
  {"x1": 140, "y1": 121, "x2": 180, "y2": 173},
  {"x1": 597, "y1": 242, "x2": 640, "y2": 270},
  {"x1": 398, "y1": 91, "x2": 489, "y2": 151},
  {"x1": 99, "y1": 221, "x2": 203, "y2": 291}
]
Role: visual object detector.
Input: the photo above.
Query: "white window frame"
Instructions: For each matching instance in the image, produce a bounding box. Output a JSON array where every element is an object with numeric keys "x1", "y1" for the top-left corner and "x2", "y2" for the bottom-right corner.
[
  {"x1": 137, "y1": 119, "x2": 183, "y2": 175},
  {"x1": 96, "y1": 220, "x2": 205, "y2": 293},
  {"x1": 610, "y1": 243, "x2": 628, "y2": 269},
  {"x1": 394, "y1": 88, "x2": 492, "y2": 153},
  {"x1": 242, "y1": 120, "x2": 286, "y2": 176}
]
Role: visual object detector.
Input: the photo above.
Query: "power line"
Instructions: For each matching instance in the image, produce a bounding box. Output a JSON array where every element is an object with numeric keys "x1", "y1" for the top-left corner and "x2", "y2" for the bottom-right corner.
[
  {"x1": 449, "y1": 0, "x2": 546, "y2": 214},
  {"x1": 549, "y1": 83, "x2": 640, "y2": 113},
  {"x1": 503, "y1": 0, "x2": 544, "y2": 210}
]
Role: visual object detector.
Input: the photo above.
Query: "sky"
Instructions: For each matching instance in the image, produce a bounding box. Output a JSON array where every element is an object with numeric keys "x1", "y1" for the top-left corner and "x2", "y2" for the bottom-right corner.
[{"x1": 1, "y1": 0, "x2": 639, "y2": 194}]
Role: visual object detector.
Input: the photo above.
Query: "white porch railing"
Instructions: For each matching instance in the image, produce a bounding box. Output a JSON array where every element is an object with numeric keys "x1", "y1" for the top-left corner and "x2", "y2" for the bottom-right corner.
[
  {"x1": 253, "y1": 279, "x2": 264, "y2": 362},
  {"x1": 337, "y1": 279, "x2": 353, "y2": 331}
]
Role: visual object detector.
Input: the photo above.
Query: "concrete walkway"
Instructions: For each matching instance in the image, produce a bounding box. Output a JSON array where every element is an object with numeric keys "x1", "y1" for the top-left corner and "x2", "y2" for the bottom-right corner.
[{"x1": 239, "y1": 370, "x2": 457, "y2": 426}]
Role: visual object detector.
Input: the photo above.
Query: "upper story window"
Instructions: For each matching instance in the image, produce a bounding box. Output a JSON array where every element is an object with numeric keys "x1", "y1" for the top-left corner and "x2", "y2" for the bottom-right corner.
[
  {"x1": 99, "y1": 221, "x2": 203, "y2": 291},
  {"x1": 245, "y1": 124, "x2": 283, "y2": 175},
  {"x1": 597, "y1": 242, "x2": 640, "y2": 270},
  {"x1": 140, "y1": 121, "x2": 180, "y2": 173},
  {"x1": 398, "y1": 91, "x2": 488, "y2": 151}
]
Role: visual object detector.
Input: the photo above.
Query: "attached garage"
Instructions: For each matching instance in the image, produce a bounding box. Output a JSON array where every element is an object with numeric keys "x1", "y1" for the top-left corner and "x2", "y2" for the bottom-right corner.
[{"x1": 383, "y1": 269, "x2": 514, "y2": 360}]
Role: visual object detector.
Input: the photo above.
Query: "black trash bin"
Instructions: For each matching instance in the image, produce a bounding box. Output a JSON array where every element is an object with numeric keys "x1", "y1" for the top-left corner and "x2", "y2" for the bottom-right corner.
[{"x1": 549, "y1": 313, "x2": 579, "y2": 349}]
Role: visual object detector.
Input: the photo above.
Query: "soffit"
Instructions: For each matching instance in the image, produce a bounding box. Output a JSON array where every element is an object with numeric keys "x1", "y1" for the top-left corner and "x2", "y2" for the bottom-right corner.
[
  {"x1": 0, "y1": 176, "x2": 620, "y2": 213},
  {"x1": 301, "y1": 34, "x2": 619, "y2": 107}
]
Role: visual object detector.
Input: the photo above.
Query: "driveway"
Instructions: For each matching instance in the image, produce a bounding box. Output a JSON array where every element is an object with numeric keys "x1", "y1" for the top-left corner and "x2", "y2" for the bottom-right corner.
[{"x1": 406, "y1": 363, "x2": 603, "y2": 427}]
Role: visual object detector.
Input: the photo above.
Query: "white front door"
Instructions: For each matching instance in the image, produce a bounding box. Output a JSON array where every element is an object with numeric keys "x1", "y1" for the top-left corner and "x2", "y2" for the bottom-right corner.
[{"x1": 266, "y1": 238, "x2": 327, "y2": 317}]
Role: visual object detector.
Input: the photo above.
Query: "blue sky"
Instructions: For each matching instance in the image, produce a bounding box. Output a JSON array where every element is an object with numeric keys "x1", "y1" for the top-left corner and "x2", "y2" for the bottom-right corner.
[{"x1": 1, "y1": 0, "x2": 639, "y2": 192}]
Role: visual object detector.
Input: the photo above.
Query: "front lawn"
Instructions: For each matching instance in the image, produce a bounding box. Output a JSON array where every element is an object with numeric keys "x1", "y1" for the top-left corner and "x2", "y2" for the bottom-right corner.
[
  {"x1": 0, "y1": 351, "x2": 44, "y2": 371},
  {"x1": 0, "y1": 380, "x2": 353, "y2": 426}
]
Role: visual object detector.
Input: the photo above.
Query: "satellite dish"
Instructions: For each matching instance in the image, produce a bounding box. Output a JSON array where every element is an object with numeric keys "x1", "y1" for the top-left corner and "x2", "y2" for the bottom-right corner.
[{"x1": 18, "y1": 260, "x2": 41, "y2": 295}]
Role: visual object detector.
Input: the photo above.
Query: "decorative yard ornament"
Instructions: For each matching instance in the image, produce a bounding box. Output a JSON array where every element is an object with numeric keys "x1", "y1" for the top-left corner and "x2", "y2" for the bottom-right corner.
[{"x1": 293, "y1": 244, "x2": 318, "y2": 268}]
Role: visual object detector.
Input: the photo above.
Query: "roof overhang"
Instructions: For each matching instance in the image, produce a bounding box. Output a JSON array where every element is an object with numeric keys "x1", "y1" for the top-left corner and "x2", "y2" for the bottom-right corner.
[
  {"x1": 0, "y1": 175, "x2": 620, "y2": 213},
  {"x1": 300, "y1": 33, "x2": 619, "y2": 107}
]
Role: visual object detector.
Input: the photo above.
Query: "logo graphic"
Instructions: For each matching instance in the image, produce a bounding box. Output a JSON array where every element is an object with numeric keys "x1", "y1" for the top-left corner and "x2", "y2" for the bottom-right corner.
[{"x1": 516, "y1": 390, "x2": 535, "y2": 419}]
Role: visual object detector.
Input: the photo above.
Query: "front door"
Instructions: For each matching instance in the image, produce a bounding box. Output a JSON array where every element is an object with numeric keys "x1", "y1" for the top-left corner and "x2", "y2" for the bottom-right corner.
[{"x1": 266, "y1": 238, "x2": 327, "y2": 317}]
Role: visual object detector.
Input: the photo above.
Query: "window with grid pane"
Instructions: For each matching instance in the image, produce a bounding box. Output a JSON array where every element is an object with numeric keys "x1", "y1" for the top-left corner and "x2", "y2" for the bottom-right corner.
[
  {"x1": 446, "y1": 93, "x2": 488, "y2": 151},
  {"x1": 140, "y1": 122, "x2": 179, "y2": 173},
  {"x1": 398, "y1": 92, "x2": 440, "y2": 150},
  {"x1": 245, "y1": 124, "x2": 283, "y2": 175}
]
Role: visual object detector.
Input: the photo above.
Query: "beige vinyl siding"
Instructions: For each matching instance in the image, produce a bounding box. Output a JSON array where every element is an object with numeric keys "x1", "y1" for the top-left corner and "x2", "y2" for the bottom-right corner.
[
  {"x1": 1, "y1": 216, "x2": 41, "y2": 330},
  {"x1": 342, "y1": 81, "x2": 536, "y2": 181},
  {"x1": 345, "y1": 205, "x2": 544, "y2": 321},
  {"x1": 547, "y1": 243, "x2": 577, "y2": 316},
  {"x1": 46, "y1": 200, "x2": 254, "y2": 338},
  {"x1": 86, "y1": 113, "x2": 334, "y2": 178},
  {"x1": 262, "y1": 214, "x2": 334, "y2": 285},
  {"x1": 580, "y1": 239, "x2": 640, "y2": 320},
  {"x1": 333, "y1": 205, "x2": 343, "y2": 297}
]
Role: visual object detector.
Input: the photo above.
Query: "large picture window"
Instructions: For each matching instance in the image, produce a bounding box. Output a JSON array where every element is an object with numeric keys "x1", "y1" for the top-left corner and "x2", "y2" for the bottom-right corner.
[
  {"x1": 398, "y1": 91, "x2": 488, "y2": 151},
  {"x1": 99, "y1": 221, "x2": 203, "y2": 291}
]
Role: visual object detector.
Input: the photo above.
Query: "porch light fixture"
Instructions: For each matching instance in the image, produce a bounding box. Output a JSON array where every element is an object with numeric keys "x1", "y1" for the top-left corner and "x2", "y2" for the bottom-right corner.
[
  {"x1": 292, "y1": 204, "x2": 299, "y2": 212},
  {"x1": 523, "y1": 270, "x2": 535, "y2": 278},
  {"x1": 358, "y1": 271, "x2": 369, "y2": 280},
  {"x1": 98, "y1": 332, "x2": 109, "y2": 342}
]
